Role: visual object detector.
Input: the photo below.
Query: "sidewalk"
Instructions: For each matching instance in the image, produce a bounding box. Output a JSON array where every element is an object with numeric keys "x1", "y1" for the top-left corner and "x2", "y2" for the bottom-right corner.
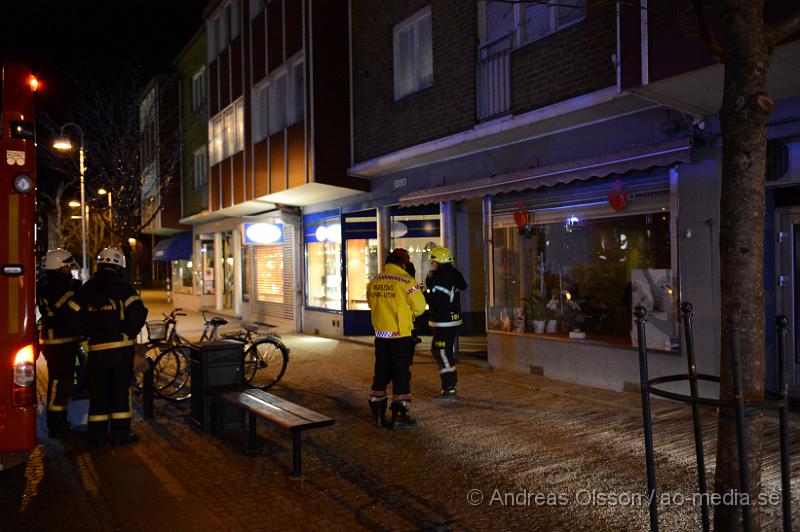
[{"x1": 2, "y1": 291, "x2": 799, "y2": 530}]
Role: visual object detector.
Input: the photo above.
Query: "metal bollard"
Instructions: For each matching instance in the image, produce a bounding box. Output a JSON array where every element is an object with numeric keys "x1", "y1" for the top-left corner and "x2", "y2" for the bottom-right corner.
[
  {"x1": 634, "y1": 305, "x2": 659, "y2": 532},
  {"x1": 680, "y1": 302, "x2": 710, "y2": 532},
  {"x1": 143, "y1": 357, "x2": 154, "y2": 420},
  {"x1": 775, "y1": 315, "x2": 792, "y2": 532}
]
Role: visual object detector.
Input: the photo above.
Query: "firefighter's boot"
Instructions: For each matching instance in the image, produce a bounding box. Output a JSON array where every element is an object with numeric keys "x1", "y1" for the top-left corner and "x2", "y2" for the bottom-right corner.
[
  {"x1": 391, "y1": 400, "x2": 416, "y2": 428},
  {"x1": 369, "y1": 398, "x2": 391, "y2": 428}
]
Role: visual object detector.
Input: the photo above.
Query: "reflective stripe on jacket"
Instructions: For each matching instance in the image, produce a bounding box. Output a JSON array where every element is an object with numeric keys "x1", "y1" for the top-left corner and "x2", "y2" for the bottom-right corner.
[{"x1": 367, "y1": 263, "x2": 426, "y2": 339}]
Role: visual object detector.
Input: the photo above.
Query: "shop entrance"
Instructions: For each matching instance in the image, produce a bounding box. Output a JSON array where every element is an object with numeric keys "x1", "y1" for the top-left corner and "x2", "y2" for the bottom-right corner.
[
  {"x1": 342, "y1": 209, "x2": 378, "y2": 336},
  {"x1": 775, "y1": 207, "x2": 800, "y2": 400}
]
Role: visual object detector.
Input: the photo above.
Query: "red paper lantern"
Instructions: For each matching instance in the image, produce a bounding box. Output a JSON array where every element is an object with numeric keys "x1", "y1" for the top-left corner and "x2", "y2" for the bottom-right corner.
[
  {"x1": 608, "y1": 179, "x2": 629, "y2": 212},
  {"x1": 513, "y1": 208, "x2": 528, "y2": 229}
]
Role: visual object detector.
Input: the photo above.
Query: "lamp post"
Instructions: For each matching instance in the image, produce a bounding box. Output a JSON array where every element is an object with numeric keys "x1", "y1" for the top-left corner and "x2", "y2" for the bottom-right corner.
[{"x1": 53, "y1": 123, "x2": 88, "y2": 281}]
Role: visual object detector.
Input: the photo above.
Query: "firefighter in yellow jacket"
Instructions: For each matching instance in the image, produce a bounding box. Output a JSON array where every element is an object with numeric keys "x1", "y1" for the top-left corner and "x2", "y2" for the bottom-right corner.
[{"x1": 367, "y1": 248, "x2": 427, "y2": 428}]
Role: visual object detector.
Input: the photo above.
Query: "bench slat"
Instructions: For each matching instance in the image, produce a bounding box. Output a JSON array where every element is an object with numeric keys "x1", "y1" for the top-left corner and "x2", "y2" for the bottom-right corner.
[
  {"x1": 222, "y1": 391, "x2": 334, "y2": 431},
  {"x1": 245, "y1": 389, "x2": 333, "y2": 425}
]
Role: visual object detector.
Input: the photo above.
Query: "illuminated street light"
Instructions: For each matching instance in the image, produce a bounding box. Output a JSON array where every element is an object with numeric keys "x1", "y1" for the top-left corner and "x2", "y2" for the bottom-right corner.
[
  {"x1": 53, "y1": 123, "x2": 88, "y2": 281},
  {"x1": 68, "y1": 200, "x2": 81, "y2": 208}
]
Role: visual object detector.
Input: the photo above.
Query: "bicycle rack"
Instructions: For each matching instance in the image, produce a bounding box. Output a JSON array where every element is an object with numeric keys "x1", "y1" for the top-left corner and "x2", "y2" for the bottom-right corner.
[
  {"x1": 634, "y1": 303, "x2": 793, "y2": 532},
  {"x1": 143, "y1": 357, "x2": 154, "y2": 420}
]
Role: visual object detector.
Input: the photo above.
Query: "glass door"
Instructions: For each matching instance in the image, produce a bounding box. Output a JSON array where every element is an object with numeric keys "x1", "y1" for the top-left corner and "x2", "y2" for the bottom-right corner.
[
  {"x1": 776, "y1": 208, "x2": 800, "y2": 400},
  {"x1": 343, "y1": 209, "x2": 378, "y2": 335}
]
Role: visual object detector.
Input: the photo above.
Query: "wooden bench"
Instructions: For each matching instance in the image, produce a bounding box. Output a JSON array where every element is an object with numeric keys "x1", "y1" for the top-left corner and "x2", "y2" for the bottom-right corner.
[{"x1": 222, "y1": 389, "x2": 334, "y2": 478}]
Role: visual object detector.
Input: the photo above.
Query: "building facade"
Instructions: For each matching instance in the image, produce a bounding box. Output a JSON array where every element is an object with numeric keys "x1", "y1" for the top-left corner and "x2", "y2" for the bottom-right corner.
[{"x1": 339, "y1": 0, "x2": 800, "y2": 399}]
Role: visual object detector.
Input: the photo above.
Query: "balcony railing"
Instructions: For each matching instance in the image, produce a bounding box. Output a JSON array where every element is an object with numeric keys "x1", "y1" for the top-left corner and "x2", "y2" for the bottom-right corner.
[{"x1": 476, "y1": 35, "x2": 512, "y2": 121}]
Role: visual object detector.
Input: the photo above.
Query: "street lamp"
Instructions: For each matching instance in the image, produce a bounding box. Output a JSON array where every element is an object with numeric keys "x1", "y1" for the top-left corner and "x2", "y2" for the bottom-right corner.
[{"x1": 53, "y1": 123, "x2": 88, "y2": 281}]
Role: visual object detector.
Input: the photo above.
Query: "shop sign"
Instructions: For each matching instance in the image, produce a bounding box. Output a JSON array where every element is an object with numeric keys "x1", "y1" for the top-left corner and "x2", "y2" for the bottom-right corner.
[{"x1": 243, "y1": 223, "x2": 284, "y2": 245}]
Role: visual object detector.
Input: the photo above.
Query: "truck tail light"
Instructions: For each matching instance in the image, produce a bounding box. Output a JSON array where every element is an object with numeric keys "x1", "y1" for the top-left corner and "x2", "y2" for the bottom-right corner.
[{"x1": 13, "y1": 344, "x2": 36, "y2": 406}]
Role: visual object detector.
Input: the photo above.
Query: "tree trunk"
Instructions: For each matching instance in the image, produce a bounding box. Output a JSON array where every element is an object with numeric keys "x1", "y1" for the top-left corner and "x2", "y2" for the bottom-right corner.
[{"x1": 714, "y1": 0, "x2": 771, "y2": 529}]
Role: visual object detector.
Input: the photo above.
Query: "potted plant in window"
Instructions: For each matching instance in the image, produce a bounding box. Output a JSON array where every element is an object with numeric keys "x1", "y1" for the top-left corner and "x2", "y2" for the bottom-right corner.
[
  {"x1": 564, "y1": 292, "x2": 586, "y2": 339},
  {"x1": 529, "y1": 291, "x2": 549, "y2": 334}
]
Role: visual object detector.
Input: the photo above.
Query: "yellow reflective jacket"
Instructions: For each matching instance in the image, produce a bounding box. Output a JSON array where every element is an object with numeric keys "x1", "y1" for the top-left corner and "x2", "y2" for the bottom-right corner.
[{"x1": 367, "y1": 263, "x2": 427, "y2": 339}]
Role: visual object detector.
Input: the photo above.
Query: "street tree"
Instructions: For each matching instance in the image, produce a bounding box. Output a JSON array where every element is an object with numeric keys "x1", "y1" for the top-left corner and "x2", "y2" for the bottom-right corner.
[{"x1": 681, "y1": 1, "x2": 800, "y2": 529}]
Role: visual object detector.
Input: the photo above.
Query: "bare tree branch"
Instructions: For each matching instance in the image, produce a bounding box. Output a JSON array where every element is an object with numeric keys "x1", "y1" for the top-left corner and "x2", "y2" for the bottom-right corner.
[
  {"x1": 766, "y1": 6, "x2": 800, "y2": 51},
  {"x1": 691, "y1": 0, "x2": 726, "y2": 61}
]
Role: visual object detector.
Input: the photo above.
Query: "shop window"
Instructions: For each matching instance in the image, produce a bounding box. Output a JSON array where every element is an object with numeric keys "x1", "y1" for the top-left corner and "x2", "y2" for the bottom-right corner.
[
  {"x1": 490, "y1": 209, "x2": 673, "y2": 347},
  {"x1": 390, "y1": 207, "x2": 441, "y2": 283},
  {"x1": 305, "y1": 214, "x2": 342, "y2": 311},
  {"x1": 255, "y1": 245, "x2": 284, "y2": 303},
  {"x1": 346, "y1": 239, "x2": 378, "y2": 311},
  {"x1": 171, "y1": 260, "x2": 193, "y2": 295},
  {"x1": 200, "y1": 239, "x2": 215, "y2": 295}
]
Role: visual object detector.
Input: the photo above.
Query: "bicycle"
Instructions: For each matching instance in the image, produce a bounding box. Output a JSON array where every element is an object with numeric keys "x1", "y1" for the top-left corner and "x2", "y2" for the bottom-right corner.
[
  {"x1": 200, "y1": 310, "x2": 290, "y2": 389},
  {"x1": 134, "y1": 308, "x2": 192, "y2": 401}
]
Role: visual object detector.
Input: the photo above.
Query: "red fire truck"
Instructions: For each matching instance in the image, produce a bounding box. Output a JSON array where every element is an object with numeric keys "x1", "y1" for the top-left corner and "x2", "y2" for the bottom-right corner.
[{"x1": 0, "y1": 62, "x2": 38, "y2": 470}]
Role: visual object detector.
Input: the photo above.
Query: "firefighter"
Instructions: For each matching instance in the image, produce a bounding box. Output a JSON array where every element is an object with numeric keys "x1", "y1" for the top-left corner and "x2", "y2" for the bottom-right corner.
[
  {"x1": 78, "y1": 247, "x2": 147, "y2": 446},
  {"x1": 36, "y1": 249, "x2": 84, "y2": 437},
  {"x1": 426, "y1": 246, "x2": 468, "y2": 401},
  {"x1": 367, "y1": 248, "x2": 427, "y2": 428}
]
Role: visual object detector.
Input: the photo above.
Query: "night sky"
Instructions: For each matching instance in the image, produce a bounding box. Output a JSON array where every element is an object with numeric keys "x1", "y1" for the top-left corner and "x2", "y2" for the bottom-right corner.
[{"x1": 1, "y1": 0, "x2": 205, "y2": 114}]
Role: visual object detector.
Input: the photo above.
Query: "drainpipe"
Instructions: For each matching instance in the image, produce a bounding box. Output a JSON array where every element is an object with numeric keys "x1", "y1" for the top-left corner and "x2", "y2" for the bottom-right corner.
[
  {"x1": 482, "y1": 196, "x2": 492, "y2": 334},
  {"x1": 214, "y1": 232, "x2": 223, "y2": 310},
  {"x1": 232, "y1": 227, "x2": 243, "y2": 316}
]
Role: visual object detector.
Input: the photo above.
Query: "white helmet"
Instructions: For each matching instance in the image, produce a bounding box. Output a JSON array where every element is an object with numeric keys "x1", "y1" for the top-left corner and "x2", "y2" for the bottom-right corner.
[
  {"x1": 44, "y1": 249, "x2": 78, "y2": 271},
  {"x1": 97, "y1": 247, "x2": 126, "y2": 268}
]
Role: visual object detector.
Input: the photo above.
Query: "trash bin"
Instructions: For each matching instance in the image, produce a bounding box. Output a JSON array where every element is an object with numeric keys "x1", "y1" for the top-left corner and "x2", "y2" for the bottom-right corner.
[{"x1": 189, "y1": 340, "x2": 245, "y2": 434}]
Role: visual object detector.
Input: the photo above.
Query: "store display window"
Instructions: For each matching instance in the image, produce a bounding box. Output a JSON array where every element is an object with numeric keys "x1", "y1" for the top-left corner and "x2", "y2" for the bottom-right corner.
[
  {"x1": 390, "y1": 205, "x2": 441, "y2": 284},
  {"x1": 304, "y1": 211, "x2": 342, "y2": 311},
  {"x1": 343, "y1": 210, "x2": 378, "y2": 311},
  {"x1": 489, "y1": 177, "x2": 676, "y2": 348}
]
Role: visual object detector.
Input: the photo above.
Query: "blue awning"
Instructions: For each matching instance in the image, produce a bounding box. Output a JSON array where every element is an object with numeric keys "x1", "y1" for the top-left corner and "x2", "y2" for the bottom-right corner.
[{"x1": 153, "y1": 232, "x2": 193, "y2": 262}]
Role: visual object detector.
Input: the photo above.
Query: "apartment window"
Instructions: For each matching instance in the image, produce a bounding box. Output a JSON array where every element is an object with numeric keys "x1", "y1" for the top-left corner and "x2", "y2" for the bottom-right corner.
[
  {"x1": 253, "y1": 56, "x2": 303, "y2": 141},
  {"x1": 253, "y1": 81, "x2": 270, "y2": 142},
  {"x1": 250, "y1": 0, "x2": 264, "y2": 19},
  {"x1": 209, "y1": 98, "x2": 245, "y2": 164},
  {"x1": 269, "y1": 70, "x2": 287, "y2": 134},
  {"x1": 484, "y1": 0, "x2": 586, "y2": 47},
  {"x1": 393, "y1": 7, "x2": 433, "y2": 100},
  {"x1": 193, "y1": 147, "x2": 208, "y2": 189},
  {"x1": 235, "y1": 99, "x2": 244, "y2": 152},
  {"x1": 222, "y1": 4, "x2": 231, "y2": 52},
  {"x1": 191, "y1": 67, "x2": 207, "y2": 111}
]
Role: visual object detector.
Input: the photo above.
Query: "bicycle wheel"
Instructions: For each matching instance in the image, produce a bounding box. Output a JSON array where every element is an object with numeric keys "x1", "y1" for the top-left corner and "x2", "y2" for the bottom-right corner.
[
  {"x1": 244, "y1": 337, "x2": 289, "y2": 389},
  {"x1": 152, "y1": 346, "x2": 192, "y2": 401},
  {"x1": 134, "y1": 342, "x2": 167, "y2": 393}
]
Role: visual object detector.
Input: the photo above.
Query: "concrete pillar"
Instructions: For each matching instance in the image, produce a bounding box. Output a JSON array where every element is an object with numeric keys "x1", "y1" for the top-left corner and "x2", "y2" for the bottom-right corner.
[
  {"x1": 440, "y1": 200, "x2": 457, "y2": 255},
  {"x1": 377, "y1": 205, "x2": 391, "y2": 268},
  {"x1": 232, "y1": 227, "x2": 243, "y2": 316},
  {"x1": 193, "y1": 236, "x2": 201, "y2": 296},
  {"x1": 214, "y1": 232, "x2": 223, "y2": 310}
]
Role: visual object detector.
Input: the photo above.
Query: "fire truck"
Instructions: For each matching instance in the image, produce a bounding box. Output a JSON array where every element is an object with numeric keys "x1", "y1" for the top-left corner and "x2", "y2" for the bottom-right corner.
[{"x1": 0, "y1": 62, "x2": 38, "y2": 470}]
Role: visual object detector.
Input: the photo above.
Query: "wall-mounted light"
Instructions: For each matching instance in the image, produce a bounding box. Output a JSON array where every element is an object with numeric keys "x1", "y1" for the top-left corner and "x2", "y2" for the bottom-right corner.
[{"x1": 315, "y1": 224, "x2": 342, "y2": 243}]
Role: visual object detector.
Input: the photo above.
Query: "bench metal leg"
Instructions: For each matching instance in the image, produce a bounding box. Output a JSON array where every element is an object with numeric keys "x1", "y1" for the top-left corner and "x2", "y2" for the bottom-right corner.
[
  {"x1": 290, "y1": 430, "x2": 301, "y2": 478},
  {"x1": 248, "y1": 412, "x2": 257, "y2": 453}
]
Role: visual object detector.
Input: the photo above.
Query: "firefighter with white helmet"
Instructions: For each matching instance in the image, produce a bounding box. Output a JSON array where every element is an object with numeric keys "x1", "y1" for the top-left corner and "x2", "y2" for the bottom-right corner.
[
  {"x1": 426, "y1": 246, "x2": 468, "y2": 401},
  {"x1": 78, "y1": 247, "x2": 147, "y2": 446},
  {"x1": 36, "y1": 249, "x2": 84, "y2": 437}
]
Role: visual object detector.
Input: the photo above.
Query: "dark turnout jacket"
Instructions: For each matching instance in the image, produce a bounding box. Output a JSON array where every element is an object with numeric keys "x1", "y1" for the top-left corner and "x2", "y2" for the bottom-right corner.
[
  {"x1": 78, "y1": 268, "x2": 148, "y2": 351},
  {"x1": 425, "y1": 263, "x2": 468, "y2": 327},
  {"x1": 37, "y1": 272, "x2": 84, "y2": 343}
]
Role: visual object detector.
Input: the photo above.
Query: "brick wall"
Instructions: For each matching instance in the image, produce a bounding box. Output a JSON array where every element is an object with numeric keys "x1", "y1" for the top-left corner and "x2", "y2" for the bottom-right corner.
[
  {"x1": 351, "y1": 0, "x2": 478, "y2": 163},
  {"x1": 510, "y1": 0, "x2": 616, "y2": 115}
]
